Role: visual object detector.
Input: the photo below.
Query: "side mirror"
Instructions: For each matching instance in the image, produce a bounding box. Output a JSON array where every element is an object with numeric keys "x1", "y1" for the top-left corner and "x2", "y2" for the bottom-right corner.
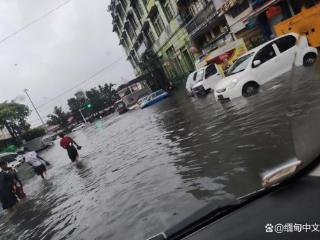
[
  {"x1": 261, "y1": 158, "x2": 302, "y2": 188},
  {"x1": 253, "y1": 60, "x2": 262, "y2": 67}
]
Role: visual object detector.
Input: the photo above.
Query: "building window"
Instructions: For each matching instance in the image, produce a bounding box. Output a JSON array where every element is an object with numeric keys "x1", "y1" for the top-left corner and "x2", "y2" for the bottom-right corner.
[
  {"x1": 129, "y1": 15, "x2": 139, "y2": 30},
  {"x1": 116, "y1": 17, "x2": 123, "y2": 29},
  {"x1": 127, "y1": 25, "x2": 136, "y2": 40},
  {"x1": 123, "y1": 35, "x2": 129, "y2": 49},
  {"x1": 134, "y1": 1, "x2": 144, "y2": 20},
  {"x1": 132, "y1": 51, "x2": 139, "y2": 63},
  {"x1": 124, "y1": 32, "x2": 131, "y2": 46},
  {"x1": 188, "y1": 0, "x2": 207, "y2": 17},
  {"x1": 166, "y1": 46, "x2": 175, "y2": 57},
  {"x1": 151, "y1": 11, "x2": 165, "y2": 36},
  {"x1": 120, "y1": 0, "x2": 127, "y2": 10},
  {"x1": 116, "y1": 27, "x2": 121, "y2": 37},
  {"x1": 229, "y1": 0, "x2": 249, "y2": 18},
  {"x1": 163, "y1": 0, "x2": 175, "y2": 22},
  {"x1": 123, "y1": 40, "x2": 127, "y2": 50},
  {"x1": 119, "y1": 7, "x2": 125, "y2": 20},
  {"x1": 129, "y1": 57, "x2": 136, "y2": 68},
  {"x1": 145, "y1": 27, "x2": 155, "y2": 46}
]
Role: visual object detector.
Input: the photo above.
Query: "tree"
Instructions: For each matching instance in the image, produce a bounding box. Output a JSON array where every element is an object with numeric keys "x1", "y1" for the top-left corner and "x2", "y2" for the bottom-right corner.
[
  {"x1": 138, "y1": 51, "x2": 170, "y2": 91},
  {"x1": 47, "y1": 106, "x2": 70, "y2": 131},
  {"x1": 0, "y1": 102, "x2": 30, "y2": 141},
  {"x1": 66, "y1": 83, "x2": 118, "y2": 122},
  {"x1": 98, "y1": 83, "x2": 119, "y2": 106},
  {"x1": 22, "y1": 127, "x2": 46, "y2": 141},
  {"x1": 85, "y1": 87, "x2": 104, "y2": 113},
  {"x1": 67, "y1": 97, "x2": 85, "y2": 122}
]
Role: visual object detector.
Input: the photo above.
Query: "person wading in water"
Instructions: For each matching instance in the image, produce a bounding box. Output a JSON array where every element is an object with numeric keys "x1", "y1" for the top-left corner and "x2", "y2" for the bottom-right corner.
[
  {"x1": 59, "y1": 133, "x2": 82, "y2": 162},
  {"x1": 23, "y1": 148, "x2": 50, "y2": 179},
  {"x1": 0, "y1": 160, "x2": 26, "y2": 199},
  {"x1": 0, "y1": 163, "x2": 18, "y2": 212}
]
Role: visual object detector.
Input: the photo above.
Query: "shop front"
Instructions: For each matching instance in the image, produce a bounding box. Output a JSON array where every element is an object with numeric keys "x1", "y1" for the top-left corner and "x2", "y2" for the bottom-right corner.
[
  {"x1": 195, "y1": 38, "x2": 248, "y2": 73},
  {"x1": 233, "y1": 0, "x2": 309, "y2": 49}
]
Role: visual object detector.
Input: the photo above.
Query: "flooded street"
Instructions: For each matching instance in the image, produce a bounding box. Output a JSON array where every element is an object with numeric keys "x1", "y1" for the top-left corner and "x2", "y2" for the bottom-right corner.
[{"x1": 1, "y1": 62, "x2": 320, "y2": 240}]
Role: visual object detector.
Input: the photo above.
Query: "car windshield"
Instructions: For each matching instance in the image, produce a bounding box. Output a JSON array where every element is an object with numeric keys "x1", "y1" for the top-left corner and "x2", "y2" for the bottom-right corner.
[
  {"x1": 1, "y1": 2, "x2": 320, "y2": 240},
  {"x1": 227, "y1": 52, "x2": 254, "y2": 76}
]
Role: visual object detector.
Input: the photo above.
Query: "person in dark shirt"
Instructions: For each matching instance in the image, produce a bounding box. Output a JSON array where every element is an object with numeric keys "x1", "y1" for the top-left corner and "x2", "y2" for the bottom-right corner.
[
  {"x1": 0, "y1": 168, "x2": 18, "y2": 211},
  {"x1": 59, "y1": 133, "x2": 82, "y2": 162},
  {"x1": 0, "y1": 160, "x2": 25, "y2": 199}
]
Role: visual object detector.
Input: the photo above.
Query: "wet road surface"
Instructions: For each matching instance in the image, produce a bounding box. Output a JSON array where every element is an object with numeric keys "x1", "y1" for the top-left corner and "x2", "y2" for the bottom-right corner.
[{"x1": 1, "y1": 61, "x2": 320, "y2": 239}]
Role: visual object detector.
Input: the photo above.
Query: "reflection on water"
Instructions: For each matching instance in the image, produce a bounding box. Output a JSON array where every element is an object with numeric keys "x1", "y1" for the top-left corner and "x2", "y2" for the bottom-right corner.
[{"x1": 1, "y1": 62, "x2": 320, "y2": 239}]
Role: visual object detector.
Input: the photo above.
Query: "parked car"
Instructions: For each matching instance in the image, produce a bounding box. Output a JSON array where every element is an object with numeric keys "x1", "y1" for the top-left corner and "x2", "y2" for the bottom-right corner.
[
  {"x1": 71, "y1": 123, "x2": 86, "y2": 132},
  {"x1": 140, "y1": 90, "x2": 169, "y2": 109},
  {"x1": 114, "y1": 100, "x2": 128, "y2": 114},
  {"x1": 214, "y1": 33, "x2": 318, "y2": 101},
  {"x1": 42, "y1": 135, "x2": 55, "y2": 146},
  {"x1": 185, "y1": 70, "x2": 203, "y2": 96},
  {"x1": 189, "y1": 64, "x2": 224, "y2": 96},
  {"x1": 0, "y1": 152, "x2": 23, "y2": 170}
]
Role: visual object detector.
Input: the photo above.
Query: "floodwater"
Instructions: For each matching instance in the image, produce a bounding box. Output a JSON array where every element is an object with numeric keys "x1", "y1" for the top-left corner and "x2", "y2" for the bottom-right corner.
[{"x1": 1, "y1": 61, "x2": 320, "y2": 240}]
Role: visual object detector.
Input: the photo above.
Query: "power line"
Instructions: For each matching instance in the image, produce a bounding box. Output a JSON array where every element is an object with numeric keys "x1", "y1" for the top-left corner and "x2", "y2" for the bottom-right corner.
[
  {"x1": 0, "y1": 0, "x2": 72, "y2": 45},
  {"x1": 37, "y1": 55, "x2": 126, "y2": 109}
]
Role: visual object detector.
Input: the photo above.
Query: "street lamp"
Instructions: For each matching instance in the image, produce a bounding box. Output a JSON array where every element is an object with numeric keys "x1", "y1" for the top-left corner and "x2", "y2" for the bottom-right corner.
[
  {"x1": 78, "y1": 103, "x2": 92, "y2": 124},
  {"x1": 78, "y1": 107, "x2": 87, "y2": 124},
  {"x1": 24, "y1": 89, "x2": 46, "y2": 127}
]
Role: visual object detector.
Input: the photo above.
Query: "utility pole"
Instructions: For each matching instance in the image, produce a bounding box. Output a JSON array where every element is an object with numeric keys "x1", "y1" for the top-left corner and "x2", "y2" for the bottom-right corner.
[
  {"x1": 78, "y1": 102, "x2": 92, "y2": 124},
  {"x1": 24, "y1": 89, "x2": 46, "y2": 127},
  {"x1": 78, "y1": 108, "x2": 87, "y2": 124}
]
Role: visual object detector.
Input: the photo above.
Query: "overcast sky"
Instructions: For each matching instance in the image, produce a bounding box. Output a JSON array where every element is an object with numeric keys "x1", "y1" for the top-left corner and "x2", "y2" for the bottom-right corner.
[{"x1": 0, "y1": 0, "x2": 134, "y2": 126}]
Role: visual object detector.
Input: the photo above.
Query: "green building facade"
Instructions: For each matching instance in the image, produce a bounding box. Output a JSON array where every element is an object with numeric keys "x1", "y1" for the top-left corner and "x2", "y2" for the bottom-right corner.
[{"x1": 108, "y1": 0, "x2": 195, "y2": 85}]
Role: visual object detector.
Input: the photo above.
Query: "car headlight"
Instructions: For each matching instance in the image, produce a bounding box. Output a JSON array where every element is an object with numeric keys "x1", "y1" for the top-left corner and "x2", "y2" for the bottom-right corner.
[
  {"x1": 227, "y1": 79, "x2": 239, "y2": 89},
  {"x1": 216, "y1": 88, "x2": 226, "y2": 93}
]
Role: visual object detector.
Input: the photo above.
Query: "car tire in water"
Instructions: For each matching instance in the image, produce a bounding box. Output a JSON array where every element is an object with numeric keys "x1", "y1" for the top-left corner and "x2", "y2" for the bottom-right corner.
[
  {"x1": 303, "y1": 53, "x2": 317, "y2": 66},
  {"x1": 242, "y1": 82, "x2": 259, "y2": 97}
]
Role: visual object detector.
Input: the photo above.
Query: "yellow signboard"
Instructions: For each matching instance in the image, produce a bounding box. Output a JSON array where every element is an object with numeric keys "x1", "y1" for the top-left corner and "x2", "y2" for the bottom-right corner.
[{"x1": 202, "y1": 38, "x2": 248, "y2": 72}]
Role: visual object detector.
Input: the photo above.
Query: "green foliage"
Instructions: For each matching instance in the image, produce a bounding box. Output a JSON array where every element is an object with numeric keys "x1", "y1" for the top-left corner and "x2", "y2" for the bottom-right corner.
[
  {"x1": 22, "y1": 127, "x2": 46, "y2": 141},
  {"x1": 0, "y1": 102, "x2": 31, "y2": 138},
  {"x1": 48, "y1": 83, "x2": 119, "y2": 126},
  {"x1": 67, "y1": 97, "x2": 85, "y2": 122},
  {"x1": 47, "y1": 106, "x2": 70, "y2": 131},
  {"x1": 67, "y1": 83, "x2": 118, "y2": 120}
]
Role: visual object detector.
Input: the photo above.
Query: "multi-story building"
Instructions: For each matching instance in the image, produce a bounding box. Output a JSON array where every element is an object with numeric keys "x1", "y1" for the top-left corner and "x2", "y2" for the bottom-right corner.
[
  {"x1": 109, "y1": 0, "x2": 316, "y2": 85},
  {"x1": 177, "y1": 0, "x2": 235, "y2": 56},
  {"x1": 108, "y1": 0, "x2": 195, "y2": 84}
]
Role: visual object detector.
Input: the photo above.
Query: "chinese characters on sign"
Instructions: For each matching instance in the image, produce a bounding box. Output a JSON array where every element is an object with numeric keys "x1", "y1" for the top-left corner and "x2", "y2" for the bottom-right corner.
[{"x1": 265, "y1": 223, "x2": 320, "y2": 233}]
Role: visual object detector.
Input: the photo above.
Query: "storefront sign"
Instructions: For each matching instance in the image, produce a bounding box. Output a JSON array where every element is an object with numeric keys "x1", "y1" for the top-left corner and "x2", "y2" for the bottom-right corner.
[{"x1": 204, "y1": 38, "x2": 248, "y2": 72}]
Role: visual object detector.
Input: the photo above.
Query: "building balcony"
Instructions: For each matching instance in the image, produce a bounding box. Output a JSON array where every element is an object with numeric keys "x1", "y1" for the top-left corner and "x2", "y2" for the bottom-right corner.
[
  {"x1": 185, "y1": 1, "x2": 219, "y2": 38},
  {"x1": 146, "y1": 0, "x2": 155, "y2": 13}
]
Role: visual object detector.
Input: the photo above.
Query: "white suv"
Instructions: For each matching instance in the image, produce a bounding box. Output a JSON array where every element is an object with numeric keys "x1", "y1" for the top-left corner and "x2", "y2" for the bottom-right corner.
[
  {"x1": 214, "y1": 33, "x2": 318, "y2": 101},
  {"x1": 186, "y1": 64, "x2": 223, "y2": 96}
]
